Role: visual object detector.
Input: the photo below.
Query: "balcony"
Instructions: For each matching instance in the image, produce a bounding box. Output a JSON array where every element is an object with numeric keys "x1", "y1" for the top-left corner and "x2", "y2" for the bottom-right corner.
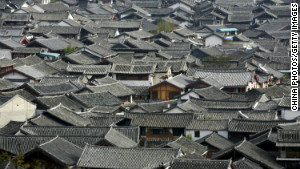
[{"x1": 277, "y1": 152, "x2": 300, "y2": 161}]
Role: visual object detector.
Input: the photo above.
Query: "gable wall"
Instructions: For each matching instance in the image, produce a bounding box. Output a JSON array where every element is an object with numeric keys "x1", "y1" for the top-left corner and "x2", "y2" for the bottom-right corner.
[
  {"x1": 0, "y1": 95, "x2": 36, "y2": 127},
  {"x1": 205, "y1": 35, "x2": 223, "y2": 47}
]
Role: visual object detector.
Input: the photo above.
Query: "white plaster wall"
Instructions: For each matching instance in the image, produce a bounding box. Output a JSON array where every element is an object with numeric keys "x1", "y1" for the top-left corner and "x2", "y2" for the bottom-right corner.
[
  {"x1": 0, "y1": 96, "x2": 36, "y2": 128},
  {"x1": 205, "y1": 35, "x2": 223, "y2": 47},
  {"x1": 218, "y1": 131, "x2": 228, "y2": 139},
  {"x1": 186, "y1": 130, "x2": 197, "y2": 140},
  {"x1": 169, "y1": 3, "x2": 191, "y2": 11},
  {"x1": 57, "y1": 21, "x2": 71, "y2": 27},
  {"x1": 281, "y1": 109, "x2": 300, "y2": 120},
  {"x1": 186, "y1": 130, "x2": 213, "y2": 141},
  {"x1": 153, "y1": 73, "x2": 169, "y2": 85},
  {"x1": 166, "y1": 107, "x2": 184, "y2": 114},
  {"x1": 130, "y1": 107, "x2": 146, "y2": 113},
  {"x1": 200, "y1": 130, "x2": 213, "y2": 138},
  {"x1": 2, "y1": 72, "x2": 28, "y2": 80},
  {"x1": 0, "y1": 49, "x2": 12, "y2": 59}
]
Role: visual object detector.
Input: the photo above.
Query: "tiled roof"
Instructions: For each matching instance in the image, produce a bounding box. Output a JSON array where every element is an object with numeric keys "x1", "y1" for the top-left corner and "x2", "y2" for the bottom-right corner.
[
  {"x1": 187, "y1": 120, "x2": 229, "y2": 131},
  {"x1": 234, "y1": 140, "x2": 284, "y2": 169},
  {"x1": 33, "y1": 38, "x2": 69, "y2": 51},
  {"x1": 127, "y1": 86, "x2": 149, "y2": 96},
  {"x1": 190, "y1": 98, "x2": 254, "y2": 110},
  {"x1": 1, "y1": 13, "x2": 30, "y2": 22},
  {"x1": 233, "y1": 158, "x2": 263, "y2": 169},
  {"x1": 201, "y1": 110, "x2": 277, "y2": 120},
  {"x1": 24, "y1": 80, "x2": 85, "y2": 96},
  {"x1": 36, "y1": 136, "x2": 82, "y2": 165},
  {"x1": 35, "y1": 95, "x2": 86, "y2": 110},
  {"x1": 125, "y1": 39, "x2": 157, "y2": 50},
  {"x1": 131, "y1": 100, "x2": 178, "y2": 113},
  {"x1": 176, "y1": 99, "x2": 207, "y2": 113},
  {"x1": 0, "y1": 121, "x2": 24, "y2": 135},
  {"x1": 125, "y1": 112, "x2": 194, "y2": 128},
  {"x1": 0, "y1": 39, "x2": 24, "y2": 49},
  {"x1": 67, "y1": 64, "x2": 111, "y2": 75},
  {"x1": 95, "y1": 21, "x2": 140, "y2": 28},
  {"x1": 0, "y1": 135, "x2": 103, "y2": 154},
  {"x1": 193, "y1": 86, "x2": 231, "y2": 100},
  {"x1": 21, "y1": 125, "x2": 139, "y2": 142},
  {"x1": 167, "y1": 136, "x2": 207, "y2": 155},
  {"x1": 45, "y1": 104, "x2": 91, "y2": 126},
  {"x1": 193, "y1": 71, "x2": 255, "y2": 88},
  {"x1": 29, "y1": 114, "x2": 66, "y2": 126},
  {"x1": 69, "y1": 92, "x2": 123, "y2": 107},
  {"x1": 39, "y1": 75, "x2": 82, "y2": 84},
  {"x1": 1, "y1": 89, "x2": 36, "y2": 101},
  {"x1": 85, "y1": 44, "x2": 118, "y2": 57},
  {"x1": 0, "y1": 78, "x2": 16, "y2": 91},
  {"x1": 196, "y1": 132, "x2": 233, "y2": 150},
  {"x1": 87, "y1": 114, "x2": 124, "y2": 126},
  {"x1": 125, "y1": 30, "x2": 154, "y2": 39},
  {"x1": 170, "y1": 159, "x2": 231, "y2": 169},
  {"x1": 164, "y1": 74, "x2": 195, "y2": 89},
  {"x1": 14, "y1": 65, "x2": 46, "y2": 80},
  {"x1": 228, "y1": 119, "x2": 295, "y2": 133},
  {"x1": 278, "y1": 96, "x2": 291, "y2": 108},
  {"x1": 87, "y1": 82, "x2": 135, "y2": 97},
  {"x1": 77, "y1": 145, "x2": 181, "y2": 168},
  {"x1": 94, "y1": 76, "x2": 117, "y2": 85},
  {"x1": 277, "y1": 129, "x2": 300, "y2": 147},
  {"x1": 104, "y1": 128, "x2": 138, "y2": 148},
  {"x1": 30, "y1": 26, "x2": 81, "y2": 35},
  {"x1": 38, "y1": 3, "x2": 69, "y2": 12},
  {"x1": 110, "y1": 64, "x2": 156, "y2": 74},
  {"x1": 64, "y1": 52, "x2": 101, "y2": 65},
  {"x1": 31, "y1": 13, "x2": 69, "y2": 21}
]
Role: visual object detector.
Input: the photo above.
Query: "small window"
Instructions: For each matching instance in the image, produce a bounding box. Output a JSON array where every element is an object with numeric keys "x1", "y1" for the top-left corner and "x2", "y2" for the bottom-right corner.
[
  {"x1": 152, "y1": 91, "x2": 158, "y2": 99},
  {"x1": 153, "y1": 129, "x2": 166, "y2": 135},
  {"x1": 195, "y1": 131, "x2": 200, "y2": 137},
  {"x1": 140, "y1": 127, "x2": 146, "y2": 136},
  {"x1": 173, "y1": 128, "x2": 184, "y2": 136}
]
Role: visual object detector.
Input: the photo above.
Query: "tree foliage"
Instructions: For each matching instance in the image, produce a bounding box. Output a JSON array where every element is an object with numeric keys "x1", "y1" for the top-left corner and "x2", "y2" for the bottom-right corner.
[
  {"x1": 193, "y1": 5, "x2": 201, "y2": 16},
  {"x1": 63, "y1": 44, "x2": 75, "y2": 55},
  {"x1": 186, "y1": 134, "x2": 192, "y2": 140},
  {"x1": 14, "y1": 155, "x2": 30, "y2": 169},
  {"x1": 203, "y1": 54, "x2": 233, "y2": 68},
  {"x1": 0, "y1": 152, "x2": 11, "y2": 165},
  {"x1": 153, "y1": 20, "x2": 175, "y2": 34},
  {"x1": 150, "y1": 143, "x2": 156, "y2": 148}
]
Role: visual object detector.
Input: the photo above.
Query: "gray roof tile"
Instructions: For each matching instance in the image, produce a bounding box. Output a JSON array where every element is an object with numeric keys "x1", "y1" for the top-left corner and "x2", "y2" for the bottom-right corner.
[
  {"x1": 36, "y1": 136, "x2": 82, "y2": 165},
  {"x1": 125, "y1": 112, "x2": 193, "y2": 128},
  {"x1": 67, "y1": 64, "x2": 111, "y2": 75},
  {"x1": 77, "y1": 145, "x2": 181, "y2": 168},
  {"x1": 170, "y1": 159, "x2": 231, "y2": 169}
]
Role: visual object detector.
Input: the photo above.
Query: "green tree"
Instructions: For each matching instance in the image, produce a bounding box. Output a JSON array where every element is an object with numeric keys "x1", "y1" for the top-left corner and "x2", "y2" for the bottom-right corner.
[
  {"x1": 13, "y1": 154, "x2": 30, "y2": 169},
  {"x1": 204, "y1": 54, "x2": 233, "y2": 68},
  {"x1": 50, "y1": 0, "x2": 56, "y2": 3},
  {"x1": 150, "y1": 143, "x2": 156, "y2": 148},
  {"x1": 0, "y1": 152, "x2": 11, "y2": 165},
  {"x1": 186, "y1": 134, "x2": 192, "y2": 140},
  {"x1": 193, "y1": 5, "x2": 201, "y2": 16},
  {"x1": 153, "y1": 20, "x2": 175, "y2": 34},
  {"x1": 63, "y1": 44, "x2": 75, "y2": 55}
]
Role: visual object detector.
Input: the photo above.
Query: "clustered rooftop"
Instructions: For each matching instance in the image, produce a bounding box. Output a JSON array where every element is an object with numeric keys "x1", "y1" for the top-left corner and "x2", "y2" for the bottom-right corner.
[{"x1": 0, "y1": 0, "x2": 297, "y2": 169}]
